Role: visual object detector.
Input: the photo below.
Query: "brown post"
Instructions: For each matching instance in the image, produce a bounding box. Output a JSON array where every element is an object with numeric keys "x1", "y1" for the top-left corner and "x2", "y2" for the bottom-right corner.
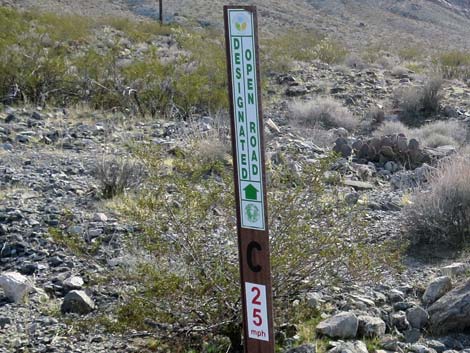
[
  {"x1": 224, "y1": 6, "x2": 274, "y2": 353},
  {"x1": 159, "y1": 0, "x2": 163, "y2": 24}
]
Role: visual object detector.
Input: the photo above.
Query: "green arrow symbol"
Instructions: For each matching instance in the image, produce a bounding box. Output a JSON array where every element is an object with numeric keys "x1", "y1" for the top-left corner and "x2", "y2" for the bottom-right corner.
[{"x1": 243, "y1": 184, "x2": 258, "y2": 201}]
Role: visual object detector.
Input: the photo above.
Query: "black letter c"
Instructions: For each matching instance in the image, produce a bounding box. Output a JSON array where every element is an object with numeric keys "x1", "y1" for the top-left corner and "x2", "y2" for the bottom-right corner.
[{"x1": 247, "y1": 241, "x2": 262, "y2": 273}]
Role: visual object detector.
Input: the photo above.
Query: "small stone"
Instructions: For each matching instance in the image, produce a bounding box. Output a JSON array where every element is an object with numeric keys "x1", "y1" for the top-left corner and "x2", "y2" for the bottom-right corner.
[
  {"x1": 316, "y1": 312, "x2": 358, "y2": 339},
  {"x1": 343, "y1": 180, "x2": 374, "y2": 190},
  {"x1": 31, "y1": 111, "x2": 42, "y2": 120},
  {"x1": 285, "y1": 344, "x2": 316, "y2": 353},
  {"x1": 63, "y1": 276, "x2": 84, "y2": 292},
  {"x1": 328, "y1": 341, "x2": 368, "y2": 353},
  {"x1": 423, "y1": 276, "x2": 452, "y2": 306},
  {"x1": 0, "y1": 317, "x2": 11, "y2": 328},
  {"x1": 61, "y1": 290, "x2": 95, "y2": 315},
  {"x1": 388, "y1": 289, "x2": 405, "y2": 303},
  {"x1": 5, "y1": 114, "x2": 16, "y2": 123},
  {"x1": 426, "y1": 340, "x2": 446, "y2": 353},
  {"x1": 391, "y1": 311, "x2": 409, "y2": 331},
  {"x1": 93, "y1": 213, "x2": 108, "y2": 222}
]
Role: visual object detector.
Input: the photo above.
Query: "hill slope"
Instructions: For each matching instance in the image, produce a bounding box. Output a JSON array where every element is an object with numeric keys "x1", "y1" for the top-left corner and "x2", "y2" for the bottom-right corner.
[{"x1": 2, "y1": 0, "x2": 470, "y2": 51}]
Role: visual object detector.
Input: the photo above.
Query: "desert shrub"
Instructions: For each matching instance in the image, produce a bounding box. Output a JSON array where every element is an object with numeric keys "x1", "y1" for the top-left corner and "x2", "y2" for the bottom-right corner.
[
  {"x1": 103, "y1": 145, "x2": 399, "y2": 350},
  {"x1": 415, "y1": 120, "x2": 467, "y2": 148},
  {"x1": 405, "y1": 154, "x2": 470, "y2": 250},
  {"x1": 93, "y1": 157, "x2": 146, "y2": 199},
  {"x1": 438, "y1": 50, "x2": 470, "y2": 79},
  {"x1": 396, "y1": 76, "x2": 443, "y2": 126},
  {"x1": 289, "y1": 98, "x2": 358, "y2": 131},
  {"x1": 262, "y1": 31, "x2": 347, "y2": 72},
  {"x1": 398, "y1": 46, "x2": 423, "y2": 61}
]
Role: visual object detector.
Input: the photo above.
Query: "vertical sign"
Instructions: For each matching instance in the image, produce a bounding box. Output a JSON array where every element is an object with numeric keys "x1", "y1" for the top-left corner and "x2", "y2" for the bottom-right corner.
[{"x1": 224, "y1": 6, "x2": 274, "y2": 353}]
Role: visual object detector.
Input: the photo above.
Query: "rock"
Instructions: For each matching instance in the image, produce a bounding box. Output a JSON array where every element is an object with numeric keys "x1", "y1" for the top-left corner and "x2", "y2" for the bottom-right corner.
[
  {"x1": 406, "y1": 306, "x2": 429, "y2": 329},
  {"x1": 345, "y1": 192, "x2": 359, "y2": 205},
  {"x1": 266, "y1": 118, "x2": 281, "y2": 134},
  {"x1": 380, "y1": 335, "x2": 399, "y2": 351},
  {"x1": 441, "y1": 263, "x2": 469, "y2": 277},
  {"x1": 306, "y1": 292, "x2": 323, "y2": 309},
  {"x1": 328, "y1": 340, "x2": 368, "y2": 353},
  {"x1": 426, "y1": 340, "x2": 446, "y2": 353},
  {"x1": 343, "y1": 180, "x2": 374, "y2": 190},
  {"x1": 5, "y1": 114, "x2": 16, "y2": 123},
  {"x1": 404, "y1": 328, "x2": 421, "y2": 343},
  {"x1": 410, "y1": 344, "x2": 437, "y2": 353},
  {"x1": 286, "y1": 86, "x2": 309, "y2": 97},
  {"x1": 93, "y1": 212, "x2": 108, "y2": 222},
  {"x1": 423, "y1": 276, "x2": 452, "y2": 306},
  {"x1": 388, "y1": 289, "x2": 405, "y2": 303},
  {"x1": 31, "y1": 111, "x2": 42, "y2": 120},
  {"x1": 61, "y1": 290, "x2": 95, "y2": 315},
  {"x1": 0, "y1": 271, "x2": 33, "y2": 303},
  {"x1": 0, "y1": 316, "x2": 11, "y2": 328},
  {"x1": 316, "y1": 312, "x2": 358, "y2": 339},
  {"x1": 391, "y1": 311, "x2": 409, "y2": 331},
  {"x1": 428, "y1": 279, "x2": 470, "y2": 335},
  {"x1": 63, "y1": 276, "x2": 84, "y2": 292},
  {"x1": 285, "y1": 344, "x2": 316, "y2": 353},
  {"x1": 358, "y1": 315, "x2": 386, "y2": 337}
]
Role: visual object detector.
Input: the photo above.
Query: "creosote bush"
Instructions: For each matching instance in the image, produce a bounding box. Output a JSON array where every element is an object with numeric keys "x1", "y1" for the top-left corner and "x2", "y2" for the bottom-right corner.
[
  {"x1": 102, "y1": 144, "x2": 400, "y2": 351},
  {"x1": 396, "y1": 76, "x2": 443, "y2": 126},
  {"x1": 405, "y1": 154, "x2": 470, "y2": 251},
  {"x1": 289, "y1": 98, "x2": 358, "y2": 131},
  {"x1": 438, "y1": 50, "x2": 470, "y2": 79}
]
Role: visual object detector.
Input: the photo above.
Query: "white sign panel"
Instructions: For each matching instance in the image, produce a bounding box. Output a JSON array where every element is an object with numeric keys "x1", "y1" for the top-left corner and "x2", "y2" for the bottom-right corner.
[
  {"x1": 228, "y1": 9, "x2": 265, "y2": 230},
  {"x1": 245, "y1": 282, "x2": 269, "y2": 341}
]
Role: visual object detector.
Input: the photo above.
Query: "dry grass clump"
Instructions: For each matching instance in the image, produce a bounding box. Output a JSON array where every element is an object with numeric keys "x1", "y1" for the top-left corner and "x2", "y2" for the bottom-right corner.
[
  {"x1": 415, "y1": 120, "x2": 467, "y2": 148},
  {"x1": 396, "y1": 76, "x2": 443, "y2": 126},
  {"x1": 289, "y1": 98, "x2": 358, "y2": 131},
  {"x1": 405, "y1": 154, "x2": 470, "y2": 250},
  {"x1": 373, "y1": 120, "x2": 467, "y2": 148},
  {"x1": 93, "y1": 157, "x2": 146, "y2": 199},
  {"x1": 373, "y1": 121, "x2": 412, "y2": 138}
]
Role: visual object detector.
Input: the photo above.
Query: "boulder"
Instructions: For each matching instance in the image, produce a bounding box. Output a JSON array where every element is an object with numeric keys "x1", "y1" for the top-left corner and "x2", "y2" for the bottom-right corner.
[
  {"x1": 61, "y1": 290, "x2": 95, "y2": 315},
  {"x1": 428, "y1": 279, "x2": 470, "y2": 335},
  {"x1": 316, "y1": 312, "x2": 358, "y2": 339},
  {"x1": 357, "y1": 315, "x2": 386, "y2": 338},
  {"x1": 0, "y1": 271, "x2": 33, "y2": 303},
  {"x1": 423, "y1": 276, "x2": 452, "y2": 306},
  {"x1": 441, "y1": 263, "x2": 468, "y2": 277}
]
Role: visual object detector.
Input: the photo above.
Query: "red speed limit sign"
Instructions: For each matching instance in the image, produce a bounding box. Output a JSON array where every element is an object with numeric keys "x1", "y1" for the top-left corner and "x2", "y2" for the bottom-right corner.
[{"x1": 224, "y1": 6, "x2": 274, "y2": 353}]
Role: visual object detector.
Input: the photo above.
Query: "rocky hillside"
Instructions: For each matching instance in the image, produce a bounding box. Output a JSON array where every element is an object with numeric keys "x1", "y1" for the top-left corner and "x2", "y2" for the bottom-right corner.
[
  {"x1": 0, "y1": 3, "x2": 470, "y2": 353},
  {"x1": 3, "y1": 0, "x2": 470, "y2": 51}
]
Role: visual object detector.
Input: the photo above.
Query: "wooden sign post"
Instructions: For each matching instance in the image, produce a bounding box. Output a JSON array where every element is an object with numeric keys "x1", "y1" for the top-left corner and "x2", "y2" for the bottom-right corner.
[{"x1": 224, "y1": 6, "x2": 274, "y2": 353}]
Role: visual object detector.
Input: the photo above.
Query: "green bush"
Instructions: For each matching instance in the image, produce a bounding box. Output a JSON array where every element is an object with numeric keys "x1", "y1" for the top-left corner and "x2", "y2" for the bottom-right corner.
[
  {"x1": 438, "y1": 50, "x2": 470, "y2": 79},
  {"x1": 262, "y1": 31, "x2": 347, "y2": 73},
  {"x1": 102, "y1": 144, "x2": 400, "y2": 350},
  {"x1": 405, "y1": 154, "x2": 470, "y2": 251}
]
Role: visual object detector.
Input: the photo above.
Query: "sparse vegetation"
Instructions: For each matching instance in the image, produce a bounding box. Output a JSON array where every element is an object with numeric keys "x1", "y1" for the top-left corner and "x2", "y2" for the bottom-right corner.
[
  {"x1": 405, "y1": 154, "x2": 470, "y2": 251},
  {"x1": 289, "y1": 98, "x2": 358, "y2": 131},
  {"x1": 438, "y1": 50, "x2": 470, "y2": 79},
  {"x1": 262, "y1": 31, "x2": 348, "y2": 72},
  {"x1": 101, "y1": 144, "x2": 399, "y2": 350},
  {"x1": 93, "y1": 157, "x2": 146, "y2": 199},
  {"x1": 396, "y1": 76, "x2": 444, "y2": 126}
]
